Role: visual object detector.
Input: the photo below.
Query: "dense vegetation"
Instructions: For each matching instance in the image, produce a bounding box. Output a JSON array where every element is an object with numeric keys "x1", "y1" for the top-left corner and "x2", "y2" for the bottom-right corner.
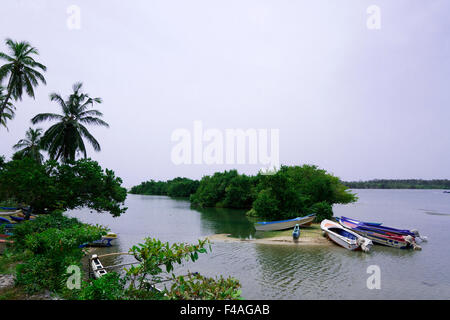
[
  {"x1": 129, "y1": 177, "x2": 200, "y2": 198},
  {"x1": 343, "y1": 179, "x2": 450, "y2": 189},
  {"x1": 0, "y1": 157, "x2": 127, "y2": 216},
  {"x1": 0, "y1": 37, "x2": 242, "y2": 301},
  {"x1": 131, "y1": 165, "x2": 357, "y2": 221},
  {"x1": 1, "y1": 213, "x2": 241, "y2": 300}
]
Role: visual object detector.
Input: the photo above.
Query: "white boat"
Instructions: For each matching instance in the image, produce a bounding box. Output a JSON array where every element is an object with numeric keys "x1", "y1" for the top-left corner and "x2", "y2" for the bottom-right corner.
[
  {"x1": 0, "y1": 210, "x2": 22, "y2": 216},
  {"x1": 320, "y1": 219, "x2": 373, "y2": 252},
  {"x1": 90, "y1": 254, "x2": 108, "y2": 279},
  {"x1": 254, "y1": 214, "x2": 315, "y2": 231}
]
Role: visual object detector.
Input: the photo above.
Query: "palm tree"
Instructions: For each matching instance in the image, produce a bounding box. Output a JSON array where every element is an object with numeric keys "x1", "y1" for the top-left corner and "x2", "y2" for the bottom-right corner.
[
  {"x1": 13, "y1": 127, "x2": 44, "y2": 163},
  {"x1": 31, "y1": 82, "x2": 109, "y2": 162},
  {"x1": 0, "y1": 86, "x2": 15, "y2": 129},
  {"x1": 0, "y1": 38, "x2": 47, "y2": 120}
]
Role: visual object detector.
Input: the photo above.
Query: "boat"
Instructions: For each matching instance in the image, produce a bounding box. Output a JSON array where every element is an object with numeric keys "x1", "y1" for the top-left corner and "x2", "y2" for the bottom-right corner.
[
  {"x1": 292, "y1": 224, "x2": 300, "y2": 240},
  {"x1": 80, "y1": 233, "x2": 118, "y2": 248},
  {"x1": 320, "y1": 219, "x2": 373, "y2": 252},
  {"x1": 90, "y1": 254, "x2": 108, "y2": 279},
  {"x1": 254, "y1": 214, "x2": 315, "y2": 231},
  {"x1": 334, "y1": 216, "x2": 382, "y2": 226},
  {"x1": 0, "y1": 210, "x2": 22, "y2": 216},
  {"x1": 0, "y1": 207, "x2": 19, "y2": 211},
  {"x1": 337, "y1": 216, "x2": 424, "y2": 249},
  {"x1": 9, "y1": 215, "x2": 36, "y2": 222},
  {"x1": 0, "y1": 216, "x2": 13, "y2": 224}
]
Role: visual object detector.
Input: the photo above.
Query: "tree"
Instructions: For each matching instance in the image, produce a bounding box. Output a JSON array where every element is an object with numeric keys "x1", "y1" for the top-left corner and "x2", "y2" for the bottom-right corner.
[
  {"x1": 13, "y1": 127, "x2": 44, "y2": 163},
  {"x1": 31, "y1": 82, "x2": 109, "y2": 162},
  {"x1": 0, "y1": 157, "x2": 127, "y2": 216},
  {"x1": 0, "y1": 39, "x2": 46, "y2": 123},
  {"x1": 0, "y1": 86, "x2": 15, "y2": 129}
]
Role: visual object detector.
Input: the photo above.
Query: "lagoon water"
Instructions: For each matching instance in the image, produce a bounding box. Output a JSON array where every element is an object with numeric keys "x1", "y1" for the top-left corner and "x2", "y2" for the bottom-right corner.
[{"x1": 68, "y1": 189, "x2": 450, "y2": 299}]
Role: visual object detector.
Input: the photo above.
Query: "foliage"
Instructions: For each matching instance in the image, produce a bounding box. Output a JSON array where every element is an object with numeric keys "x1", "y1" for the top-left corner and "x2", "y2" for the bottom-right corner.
[
  {"x1": 0, "y1": 157, "x2": 127, "y2": 216},
  {"x1": 190, "y1": 170, "x2": 255, "y2": 208},
  {"x1": 11, "y1": 212, "x2": 107, "y2": 294},
  {"x1": 129, "y1": 177, "x2": 199, "y2": 198},
  {"x1": 251, "y1": 165, "x2": 356, "y2": 220},
  {"x1": 72, "y1": 237, "x2": 242, "y2": 300},
  {"x1": 343, "y1": 179, "x2": 450, "y2": 189},
  {"x1": 74, "y1": 272, "x2": 127, "y2": 300},
  {"x1": 164, "y1": 273, "x2": 242, "y2": 300},
  {"x1": 12, "y1": 127, "x2": 44, "y2": 163},
  {"x1": 131, "y1": 166, "x2": 355, "y2": 221},
  {"x1": 31, "y1": 82, "x2": 108, "y2": 163},
  {"x1": 0, "y1": 38, "x2": 46, "y2": 128},
  {"x1": 0, "y1": 86, "x2": 15, "y2": 129}
]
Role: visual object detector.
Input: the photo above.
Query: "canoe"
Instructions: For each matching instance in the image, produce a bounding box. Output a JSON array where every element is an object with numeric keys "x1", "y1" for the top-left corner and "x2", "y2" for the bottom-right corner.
[
  {"x1": 254, "y1": 214, "x2": 315, "y2": 231},
  {"x1": 0, "y1": 210, "x2": 22, "y2": 216},
  {"x1": 292, "y1": 224, "x2": 300, "y2": 240},
  {"x1": 321, "y1": 219, "x2": 373, "y2": 252},
  {"x1": 337, "y1": 216, "x2": 422, "y2": 249}
]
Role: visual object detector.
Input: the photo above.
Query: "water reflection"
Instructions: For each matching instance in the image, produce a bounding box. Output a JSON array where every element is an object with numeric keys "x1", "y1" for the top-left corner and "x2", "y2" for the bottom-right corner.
[{"x1": 192, "y1": 206, "x2": 256, "y2": 238}]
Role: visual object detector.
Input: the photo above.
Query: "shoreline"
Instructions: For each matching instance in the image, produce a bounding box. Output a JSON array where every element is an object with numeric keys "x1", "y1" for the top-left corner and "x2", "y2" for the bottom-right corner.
[
  {"x1": 207, "y1": 233, "x2": 331, "y2": 246},
  {"x1": 207, "y1": 223, "x2": 331, "y2": 246}
]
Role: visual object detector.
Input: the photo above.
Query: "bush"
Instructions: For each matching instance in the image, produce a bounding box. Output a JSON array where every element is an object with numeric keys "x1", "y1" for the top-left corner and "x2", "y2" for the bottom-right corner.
[
  {"x1": 308, "y1": 201, "x2": 333, "y2": 222},
  {"x1": 12, "y1": 212, "x2": 107, "y2": 294},
  {"x1": 75, "y1": 272, "x2": 126, "y2": 300}
]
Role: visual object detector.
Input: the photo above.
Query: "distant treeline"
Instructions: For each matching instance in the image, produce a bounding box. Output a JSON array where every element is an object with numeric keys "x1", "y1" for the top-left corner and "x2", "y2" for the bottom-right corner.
[
  {"x1": 129, "y1": 177, "x2": 199, "y2": 198},
  {"x1": 343, "y1": 179, "x2": 450, "y2": 189},
  {"x1": 130, "y1": 165, "x2": 357, "y2": 221}
]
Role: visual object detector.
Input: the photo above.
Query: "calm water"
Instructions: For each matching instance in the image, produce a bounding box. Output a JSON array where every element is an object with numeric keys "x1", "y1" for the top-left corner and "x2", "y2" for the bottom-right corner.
[{"x1": 67, "y1": 189, "x2": 450, "y2": 299}]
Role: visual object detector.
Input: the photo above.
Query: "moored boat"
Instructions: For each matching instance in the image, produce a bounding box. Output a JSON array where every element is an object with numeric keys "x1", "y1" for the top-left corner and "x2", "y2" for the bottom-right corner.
[
  {"x1": 80, "y1": 232, "x2": 118, "y2": 248},
  {"x1": 321, "y1": 219, "x2": 373, "y2": 252},
  {"x1": 337, "y1": 216, "x2": 425, "y2": 249},
  {"x1": 254, "y1": 214, "x2": 315, "y2": 231}
]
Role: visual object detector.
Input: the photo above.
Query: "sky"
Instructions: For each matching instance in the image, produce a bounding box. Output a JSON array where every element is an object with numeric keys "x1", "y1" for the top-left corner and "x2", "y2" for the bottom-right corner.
[{"x1": 0, "y1": 0, "x2": 449, "y2": 187}]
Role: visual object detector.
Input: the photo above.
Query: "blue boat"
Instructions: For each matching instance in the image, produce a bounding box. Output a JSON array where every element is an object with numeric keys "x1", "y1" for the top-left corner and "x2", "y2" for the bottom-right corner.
[
  {"x1": 255, "y1": 214, "x2": 315, "y2": 231},
  {"x1": 0, "y1": 207, "x2": 19, "y2": 211}
]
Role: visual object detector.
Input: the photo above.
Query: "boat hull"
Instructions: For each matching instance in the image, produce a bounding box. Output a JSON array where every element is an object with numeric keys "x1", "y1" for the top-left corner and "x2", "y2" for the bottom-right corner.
[
  {"x1": 255, "y1": 215, "x2": 315, "y2": 231},
  {"x1": 321, "y1": 219, "x2": 373, "y2": 252},
  {"x1": 338, "y1": 217, "x2": 410, "y2": 249}
]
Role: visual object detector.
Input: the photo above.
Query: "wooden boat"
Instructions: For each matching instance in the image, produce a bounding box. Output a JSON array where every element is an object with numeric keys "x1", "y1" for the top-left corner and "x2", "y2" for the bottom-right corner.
[
  {"x1": 321, "y1": 219, "x2": 373, "y2": 252},
  {"x1": 337, "y1": 216, "x2": 423, "y2": 249},
  {"x1": 255, "y1": 214, "x2": 315, "y2": 231},
  {"x1": 292, "y1": 224, "x2": 300, "y2": 240}
]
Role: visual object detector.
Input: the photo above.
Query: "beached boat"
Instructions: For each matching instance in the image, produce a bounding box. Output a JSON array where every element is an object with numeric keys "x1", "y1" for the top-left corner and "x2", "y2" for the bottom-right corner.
[
  {"x1": 0, "y1": 210, "x2": 22, "y2": 216},
  {"x1": 292, "y1": 224, "x2": 300, "y2": 240},
  {"x1": 337, "y1": 216, "x2": 425, "y2": 249},
  {"x1": 254, "y1": 214, "x2": 315, "y2": 231},
  {"x1": 321, "y1": 219, "x2": 373, "y2": 252}
]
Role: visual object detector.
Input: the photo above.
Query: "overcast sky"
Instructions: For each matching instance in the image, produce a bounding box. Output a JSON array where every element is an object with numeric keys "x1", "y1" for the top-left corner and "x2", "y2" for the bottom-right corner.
[{"x1": 1, "y1": 0, "x2": 449, "y2": 187}]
